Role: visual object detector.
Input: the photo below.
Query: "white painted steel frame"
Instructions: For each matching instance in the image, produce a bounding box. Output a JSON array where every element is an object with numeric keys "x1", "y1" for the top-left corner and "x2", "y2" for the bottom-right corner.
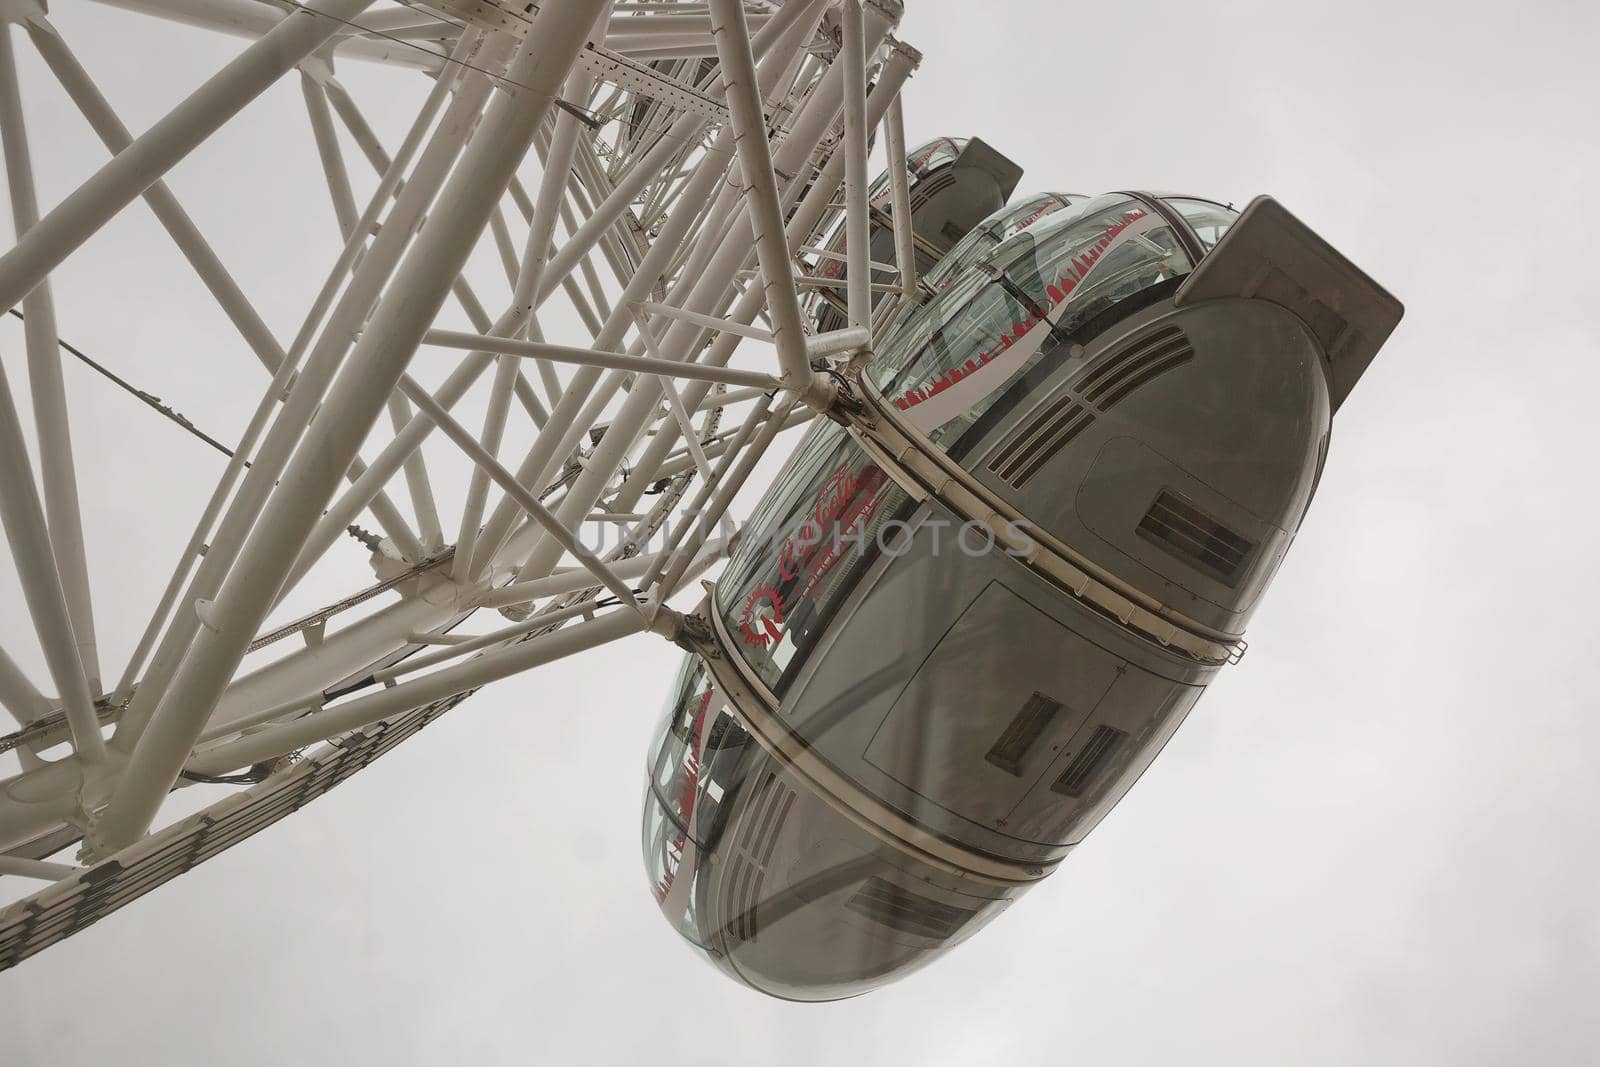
[{"x1": 0, "y1": 0, "x2": 928, "y2": 969}]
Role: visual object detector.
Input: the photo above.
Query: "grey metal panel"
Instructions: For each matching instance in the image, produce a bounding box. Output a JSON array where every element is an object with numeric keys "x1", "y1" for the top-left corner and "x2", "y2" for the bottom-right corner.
[
  {"x1": 967, "y1": 298, "x2": 1330, "y2": 634},
  {"x1": 1074, "y1": 435, "x2": 1289, "y2": 614},
  {"x1": 954, "y1": 137, "x2": 1024, "y2": 206},
  {"x1": 862, "y1": 580, "x2": 1120, "y2": 839},
  {"x1": 1006, "y1": 671, "x2": 1203, "y2": 846},
  {"x1": 1174, "y1": 195, "x2": 1404, "y2": 412}
]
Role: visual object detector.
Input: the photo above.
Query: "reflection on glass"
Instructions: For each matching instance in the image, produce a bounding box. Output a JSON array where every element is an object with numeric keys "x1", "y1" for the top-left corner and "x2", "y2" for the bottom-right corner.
[
  {"x1": 1163, "y1": 196, "x2": 1238, "y2": 249},
  {"x1": 713, "y1": 421, "x2": 913, "y2": 694},
  {"x1": 869, "y1": 195, "x2": 1193, "y2": 450},
  {"x1": 922, "y1": 191, "x2": 1085, "y2": 292}
]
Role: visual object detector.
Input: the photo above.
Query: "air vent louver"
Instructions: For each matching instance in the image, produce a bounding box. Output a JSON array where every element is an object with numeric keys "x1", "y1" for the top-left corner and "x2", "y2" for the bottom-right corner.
[
  {"x1": 909, "y1": 169, "x2": 956, "y2": 210},
  {"x1": 1051, "y1": 725, "x2": 1129, "y2": 798},
  {"x1": 844, "y1": 877, "x2": 977, "y2": 941},
  {"x1": 985, "y1": 691, "x2": 1062, "y2": 775},
  {"x1": 1136, "y1": 489, "x2": 1255, "y2": 586},
  {"x1": 1077, "y1": 324, "x2": 1194, "y2": 410},
  {"x1": 987, "y1": 395, "x2": 1094, "y2": 489},
  {"x1": 983, "y1": 325, "x2": 1195, "y2": 489}
]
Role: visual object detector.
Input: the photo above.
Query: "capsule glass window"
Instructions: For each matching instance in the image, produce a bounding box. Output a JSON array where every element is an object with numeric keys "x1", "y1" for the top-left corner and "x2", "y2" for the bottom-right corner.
[
  {"x1": 1163, "y1": 196, "x2": 1238, "y2": 249},
  {"x1": 713, "y1": 421, "x2": 915, "y2": 694},
  {"x1": 870, "y1": 195, "x2": 1193, "y2": 451},
  {"x1": 645, "y1": 658, "x2": 750, "y2": 852},
  {"x1": 922, "y1": 191, "x2": 1081, "y2": 292}
]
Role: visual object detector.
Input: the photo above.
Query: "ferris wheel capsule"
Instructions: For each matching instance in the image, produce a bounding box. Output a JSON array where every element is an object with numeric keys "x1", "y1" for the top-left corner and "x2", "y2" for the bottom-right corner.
[
  {"x1": 806, "y1": 135, "x2": 1023, "y2": 333},
  {"x1": 643, "y1": 191, "x2": 1403, "y2": 1000}
]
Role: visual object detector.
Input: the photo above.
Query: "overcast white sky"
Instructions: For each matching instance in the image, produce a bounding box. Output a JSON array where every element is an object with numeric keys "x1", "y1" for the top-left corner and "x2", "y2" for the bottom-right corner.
[{"x1": 3, "y1": 0, "x2": 1599, "y2": 1063}]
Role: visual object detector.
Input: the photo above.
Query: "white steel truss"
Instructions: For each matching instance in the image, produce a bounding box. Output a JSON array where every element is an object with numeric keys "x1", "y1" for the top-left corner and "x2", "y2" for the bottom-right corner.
[{"x1": 0, "y1": 0, "x2": 932, "y2": 969}]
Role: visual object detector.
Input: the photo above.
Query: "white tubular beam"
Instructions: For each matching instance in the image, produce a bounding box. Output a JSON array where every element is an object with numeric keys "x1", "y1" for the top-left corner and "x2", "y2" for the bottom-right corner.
[
  {"x1": 87, "y1": 0, "x2": 442, "y2": 70},
  {"x1": 400, "y1": 385, "x2": 652, "y2": 625},
  {"x1": 0, "y1": 642, "x2": 50, "y2": 726},
  {"x1": 470, "y1": 8, "x2": 826, "y2": 582},
  {"x1": 657, "y1": 375, "x2": 715, "y2": 484},
  {"x1": 0, "y1": 24, "x2": 100, "y2": 693},
  {"x1": 91, "y1": 1, "x2": 605, "y2": 855},
  {"x1": 0, "y1": 352, "x2": 104, "y2": 763},
  {"x1": 656, "y1": 392, "x2": 797, "y2": 596},
  {"x1": 840, "y1": 0, "x2": 873, "y2": 330},
  {"x1": 318, "y1": 62, "x2": 565, "y2": 589},
  {"x1": 884, "y1": 94, "x2": 919, "y2": 304},
  {"x1": 440, "y1": 75, "x2": 593, "y2": 577},
  {"x1": 706, "y1": 0, "x2": 821, "y2": 405},
  {"x1": 284, "y1": 351, "x2": 498, "y2": 600},
  {"x1": 0, "y1": 855, "x2": 82, "y2": 881},
  {"x1": 639, "y1": 392, "x2": 771, "y2": 591},
  {"x1": 604, "y1": 8, "x2": 902, "y2": 520},
  {"x1": 422, "y1": 329, "x2": 782, "y2": 390},
  {"x1": 27, "y1": 17, "x2": 288, "y2": 374},
  {"x1": 0, "y1": 0, "x2": 377, "y2": 312},
  {"x1": 633, "y1": 300, "x2": 774, "y2": 343},
  {"x1": 613, "y1": 35, "x2": 917, "y2": 508},
  {"x1": 383, "y1": 391, "x2": 444, "y2": 552},
  {"x1": 512, "y1": 373, "x2": 550, "y2": 427},
  {"x1": 651, "y1": 403, "x2": 815, "y2": 482},
  {"x1": 468, "y1": 541, "x2": 726, "y2": 610},
  {"x1": 615, "y1": 43, "x2": 720, "y2": 61},
  {"x1": 807, "y1": 326, "x2": 873, "y2": 360},
  {"x1": 300, "y1": 69, "x2": 359, "y2": 240},
  {"x1": 109, "y1": 31, "x2": 496, "y2": 757},
  {"x1": 477, "y1": 556, "x2": 656, "y2": 611},
  {"x1": 534, "y1": 0, "x2": 818, "y2": 309},
  {"x1": 302, "y1": 69, "x2": 442, "y2": 551},
  {"x1": 605, "y1": 12, "x2": 772, "y2": 36},
  {"x1": 375, "y1": 600, "x2": 603, "y2": 683},
  {"x1": 451, "y1": 356, "x2": 518, "y2": 584},
  {"x1": 694, "y1": 384, "x2": 765, "y2": 411},
  {"x1": 535, "y1": 110, "x2": 711, "y2": 309},
  {"x1": 185, "y1": 609, "x2": 648, "y2": 777}
]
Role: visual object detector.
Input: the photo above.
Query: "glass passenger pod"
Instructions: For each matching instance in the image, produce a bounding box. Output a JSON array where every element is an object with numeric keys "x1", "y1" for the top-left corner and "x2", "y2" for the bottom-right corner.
[
  {"x1": 713, "y1": 193, "x2": 1242, "y2": 683},
  {"x1": 812, "y1": 136, "x2": 967, "y2": 283},
  {"x1": 804, "y1": 136, "x2": 1022, "y2": 335}
]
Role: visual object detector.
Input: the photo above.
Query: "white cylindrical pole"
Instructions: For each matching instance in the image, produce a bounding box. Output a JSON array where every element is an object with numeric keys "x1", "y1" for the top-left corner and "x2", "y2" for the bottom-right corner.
[
  {"x1": 840, "y1": 0, "x2": 873, "y2": 331},
  {"x1": 0, "y1": 643, "x2": 50, "y2": 726},
  {"x1": 0, "y1": 24, "x2": 100, "y2": 693},
  {"x1": 29, "y1": 19, "x2": 288, "y2": 373},
  {"x1": 707, "y1": 0, "x2": 820, "y2": 403},
  {"x1": 91, "y1": 0, "x2": 607, "y2": 856},
  {"x1": 0, "y1": 0, "x2": 377, "y2": 311},
  {"x1": 0, "y1": 352, "x2": 104, "y2": 763},
  {"x1": 186, "y1": 609, "x2": 648, "y2": 776},
  {"x1": 885, "y1": 95, "x2": 920, "y2": 303}
]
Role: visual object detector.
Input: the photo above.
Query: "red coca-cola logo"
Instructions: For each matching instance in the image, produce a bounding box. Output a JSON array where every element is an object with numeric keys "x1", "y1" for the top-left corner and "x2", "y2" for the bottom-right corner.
[
  {"x1": 739, "y1": 583, "x2": 786, "y2": 649},
  {"x1": 779, "y1": 462, "x2": 859, "y2": 581}
]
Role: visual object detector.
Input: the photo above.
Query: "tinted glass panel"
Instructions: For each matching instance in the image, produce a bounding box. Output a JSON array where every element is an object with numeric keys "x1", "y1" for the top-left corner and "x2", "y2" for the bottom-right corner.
[
  {"x1": 870, "y1": 196, "x2": 1192, "y2": 451},
  {"x1": 922, "y1": 191, "x2": 1080, "y2": 292},
  {"x1": 713, "y1": 421, "x2": 913, "y2": 693},
  {"x1": 1164, "y1": 197, "x2": 1238, "y2": 250}
]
